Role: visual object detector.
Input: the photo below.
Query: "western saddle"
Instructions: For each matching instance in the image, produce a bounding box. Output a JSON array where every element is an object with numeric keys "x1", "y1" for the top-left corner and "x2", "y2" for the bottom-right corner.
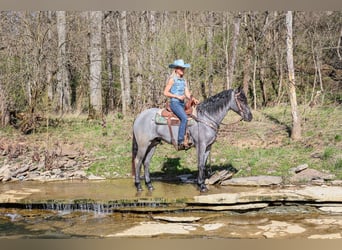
[{"x1": 158, "y1": 97, "x2": 197, "y2": 150}]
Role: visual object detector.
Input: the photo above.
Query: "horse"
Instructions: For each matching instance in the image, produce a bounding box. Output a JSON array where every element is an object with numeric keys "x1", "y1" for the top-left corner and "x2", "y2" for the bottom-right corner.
[{"x1": 132, "y1": 86, "x2": 253, "y2": 192}]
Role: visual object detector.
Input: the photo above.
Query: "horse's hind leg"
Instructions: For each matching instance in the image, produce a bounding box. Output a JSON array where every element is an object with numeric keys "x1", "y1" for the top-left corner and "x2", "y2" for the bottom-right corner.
[
  {"x1": 134, "y1": 148, "x2": 147, "y2": 192},
  {"x1": 143, "y1": 145, "x2": 157, "y2": 191}
]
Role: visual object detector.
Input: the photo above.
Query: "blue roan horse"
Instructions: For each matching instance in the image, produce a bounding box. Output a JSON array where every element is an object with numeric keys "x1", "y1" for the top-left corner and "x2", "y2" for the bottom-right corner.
[{"x1": 132, "y1": 86, "x2": 253, "y2": 192}]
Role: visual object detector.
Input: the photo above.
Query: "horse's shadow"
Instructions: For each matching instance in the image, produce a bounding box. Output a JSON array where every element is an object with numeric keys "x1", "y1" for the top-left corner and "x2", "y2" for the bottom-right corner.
[{"x1": 150, "y1": 157, "x2": 238, "y2": 184}]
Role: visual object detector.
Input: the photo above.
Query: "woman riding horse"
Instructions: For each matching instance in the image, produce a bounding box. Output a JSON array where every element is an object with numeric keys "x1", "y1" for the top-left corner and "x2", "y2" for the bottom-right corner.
[
  {"x1": 163, "y1": 59, "x2": 199, "y2": 150},
  {"x1": 132, "y1": 83, "x2": 253, "y2": 193}
]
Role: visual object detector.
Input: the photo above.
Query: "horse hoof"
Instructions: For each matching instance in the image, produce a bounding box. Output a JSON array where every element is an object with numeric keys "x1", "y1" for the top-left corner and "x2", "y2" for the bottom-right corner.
[
  {"x1": 135, "y1": 182, "x2": 143, "y2": 192},
  {"x1": 146, "y1": 182, "x2": 154, "y2": 191},
  {"x1": 199, "y1": 184, "x2": 208, "y2": 193}
]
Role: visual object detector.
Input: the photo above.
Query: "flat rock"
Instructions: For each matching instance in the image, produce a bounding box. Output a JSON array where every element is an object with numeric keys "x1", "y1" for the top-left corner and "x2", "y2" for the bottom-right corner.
[
  {"x1": 14, "y1": 165, "x2": 29, "y2": 176},
  {"x1": 0, "y1": 168, "x2": 12, "y2": 182},
  {"x1": 258, "y1": 220, "x2": 306, "y2": 238},
  {"x1": 221, "y1": 175, "x2": 282, "y2": 186},
  {"x1": 202, "y1": 223, "x2": 224, "y2": 231},
  {"x1": 194, "y1": 186, "x2": 342, "y2": 205},
  {"x1": 188, "y1": 203, "x2": 269, "y2": 211},
  {"x1": 304, "y1": 218, "x2": 342, "y2": 226},
  {"x1": 152, "y1": 216, "x2": 201, "y2": 222},
  {"x1": 294, "y1": 164, "x2": 308, "y2": 173},
  {"x1": 205, "y1": 170, "x2": 234, "y2": 185},
  {"x1": 194, "y1": 190, "x2": 301, "y2": 204},
  {"x1": 295, "y1": 186, "x2": 342, "y2": 202},
  {"x1": 308, "y1": 233, "x2": 342, "y2": 239},
  {"x1": 289, "y1": 168, "x2": 335, "y2": 183},
  {"x1": 331, "y1": 180, "x2": 342, "y2": 186},
  {"x1": 87, "y1": 174, "x2": 106, "y2": 180},
  {"x1": 318, "y1": 206, "x2": 342, "y2": 213},
  {"x1": 60, "y1": 145, "x2": 79, "y2": 158},
  {"x1": 111, "y1": 222, "x2": 198, "y2": 237}
]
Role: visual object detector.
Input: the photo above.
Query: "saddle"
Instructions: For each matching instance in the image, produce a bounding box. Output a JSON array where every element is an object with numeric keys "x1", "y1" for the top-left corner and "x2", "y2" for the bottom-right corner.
[
  {"x1": 161, "y1": 98, "x2": 195, "y2": 124},
  {"x1": 156, "y1": 96, "x2": 196, "y2": 125},
  {"x1": 155, "y1": 97, "x2": 197, "y2": 150}
]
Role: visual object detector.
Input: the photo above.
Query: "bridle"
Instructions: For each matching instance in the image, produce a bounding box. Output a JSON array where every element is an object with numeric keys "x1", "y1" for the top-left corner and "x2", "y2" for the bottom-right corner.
[{"x1": 234, "y1": 91, "x2": 244, "y2": 116}]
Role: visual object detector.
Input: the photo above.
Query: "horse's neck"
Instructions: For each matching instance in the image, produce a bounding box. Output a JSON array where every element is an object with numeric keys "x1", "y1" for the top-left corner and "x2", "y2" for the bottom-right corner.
[
  {"x1": 200, "y1": 92, "x2": 233, "y2": 125},
  {"x1": 213, "y1": 105, "x2": 231, "y2": 124}
]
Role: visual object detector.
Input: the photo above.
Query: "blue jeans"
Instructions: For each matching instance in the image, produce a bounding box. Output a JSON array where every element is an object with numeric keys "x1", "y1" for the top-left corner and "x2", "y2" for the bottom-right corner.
[{"x1": 170, "y1": 100, "x2": 187, "y2": 145}]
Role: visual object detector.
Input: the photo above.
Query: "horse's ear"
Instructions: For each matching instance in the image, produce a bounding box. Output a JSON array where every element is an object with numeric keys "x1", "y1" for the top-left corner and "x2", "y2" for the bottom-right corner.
[{"x1": 236, "y1": 85, "x2": 243, "y2": 93}]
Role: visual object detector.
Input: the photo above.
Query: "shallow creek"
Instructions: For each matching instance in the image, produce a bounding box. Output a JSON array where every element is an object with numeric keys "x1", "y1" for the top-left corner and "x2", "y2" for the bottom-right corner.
[{"x1": 0, "y1": 179, "x2": 341, "y2": 239}]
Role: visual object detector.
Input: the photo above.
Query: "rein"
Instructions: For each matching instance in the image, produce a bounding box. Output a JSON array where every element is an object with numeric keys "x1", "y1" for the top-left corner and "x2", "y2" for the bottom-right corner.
[
  {"x1": 234, "y1": 91, "x2": 244, "y2": 114},
  {"x1": 190, "y1": 113, "x2": 219, "y2": 132}
]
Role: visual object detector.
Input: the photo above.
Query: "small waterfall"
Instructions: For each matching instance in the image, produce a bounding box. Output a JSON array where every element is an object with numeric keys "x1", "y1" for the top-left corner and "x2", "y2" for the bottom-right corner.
[{"x1": 17, "y1": 198, "x2": 169, "y2": 215}]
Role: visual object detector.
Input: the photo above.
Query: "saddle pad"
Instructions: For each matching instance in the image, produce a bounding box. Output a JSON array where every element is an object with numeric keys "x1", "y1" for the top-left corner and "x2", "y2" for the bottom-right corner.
[{"x1": 155, "y1": 111, "x2": 195, "y2": 126}]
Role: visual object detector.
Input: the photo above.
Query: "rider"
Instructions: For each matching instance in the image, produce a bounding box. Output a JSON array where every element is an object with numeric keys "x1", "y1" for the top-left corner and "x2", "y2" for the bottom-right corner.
[{"x1": 163, "y1": 59, "x2": 199, "y2": 150}]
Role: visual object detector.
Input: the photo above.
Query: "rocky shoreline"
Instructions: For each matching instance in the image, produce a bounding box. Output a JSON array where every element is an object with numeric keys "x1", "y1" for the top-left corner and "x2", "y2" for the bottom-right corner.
[{"x1": 0, "y1": 138, "x2": 98, "y2": 183}]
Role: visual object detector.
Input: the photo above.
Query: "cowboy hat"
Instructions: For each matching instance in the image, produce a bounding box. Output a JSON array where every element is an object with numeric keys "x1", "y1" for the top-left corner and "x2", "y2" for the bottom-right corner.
[{"x1": 168, "y1": 59, "x2": 190, "y2": 69}]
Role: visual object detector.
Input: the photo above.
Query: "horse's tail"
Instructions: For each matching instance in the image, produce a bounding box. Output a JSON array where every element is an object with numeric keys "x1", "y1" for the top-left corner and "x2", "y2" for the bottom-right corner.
[{"x1": 132, "y1": 130, "x2": 138, "y2": 177}]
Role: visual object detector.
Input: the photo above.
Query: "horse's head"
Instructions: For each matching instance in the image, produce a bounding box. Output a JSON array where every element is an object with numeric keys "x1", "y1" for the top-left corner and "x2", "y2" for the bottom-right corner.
[{"x1": 233, "y1": 86, "x2": 253, "y2": 122}]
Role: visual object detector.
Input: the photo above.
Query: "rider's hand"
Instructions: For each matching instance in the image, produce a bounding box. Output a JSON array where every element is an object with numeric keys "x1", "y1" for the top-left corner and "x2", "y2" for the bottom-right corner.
[{"x1": 178, "y1": 95, "x2": 186, "y2": 101}]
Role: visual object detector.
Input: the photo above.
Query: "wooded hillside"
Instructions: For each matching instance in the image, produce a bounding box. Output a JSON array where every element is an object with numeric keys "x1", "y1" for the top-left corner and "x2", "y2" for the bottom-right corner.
[{"x1": 0, "y1": 11, "x2": 341, "y2": 130}]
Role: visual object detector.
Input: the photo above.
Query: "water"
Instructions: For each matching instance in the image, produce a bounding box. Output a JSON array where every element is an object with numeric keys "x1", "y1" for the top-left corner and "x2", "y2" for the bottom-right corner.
[{"x1": 0, "y1": 179, "x2": 341, "y2": 239}]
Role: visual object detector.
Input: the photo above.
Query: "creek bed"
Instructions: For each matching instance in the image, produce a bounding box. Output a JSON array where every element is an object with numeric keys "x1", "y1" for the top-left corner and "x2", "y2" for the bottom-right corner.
[{"x1": 0, "y1": 179, "x2": 342, "y2": 239}]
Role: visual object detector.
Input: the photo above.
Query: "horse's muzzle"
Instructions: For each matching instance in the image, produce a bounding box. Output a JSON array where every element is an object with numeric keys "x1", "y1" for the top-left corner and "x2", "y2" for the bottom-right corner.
[{"x1": 243, "y1": 111, "x2": 253, "y2": 122}]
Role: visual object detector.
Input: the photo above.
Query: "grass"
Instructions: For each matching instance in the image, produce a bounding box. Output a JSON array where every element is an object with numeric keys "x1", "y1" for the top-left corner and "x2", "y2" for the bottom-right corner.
[{"x1": 1, "y1": 105, "x2": 341, "y2": 181}]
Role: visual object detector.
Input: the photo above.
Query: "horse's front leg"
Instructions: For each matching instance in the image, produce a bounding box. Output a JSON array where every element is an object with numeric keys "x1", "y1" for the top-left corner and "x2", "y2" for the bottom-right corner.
[{"x1": 197, "y1": 144, "x2": 210, "y2": 192}]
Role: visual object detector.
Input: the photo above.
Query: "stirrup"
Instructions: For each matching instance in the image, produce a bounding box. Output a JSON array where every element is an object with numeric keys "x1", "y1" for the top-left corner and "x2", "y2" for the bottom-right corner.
[{"x1": 178, "y1": 143, "x2": 191, "y2": 151}]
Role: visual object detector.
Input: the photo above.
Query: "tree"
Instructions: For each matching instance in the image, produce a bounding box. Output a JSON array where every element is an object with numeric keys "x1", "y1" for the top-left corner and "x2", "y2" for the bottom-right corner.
[
  {"x1": 206, "y1": 11, "x2": 214, "y2": 96},
  {"x1": 104, "y1": 11, "x2": 114, "y2": 113},
  {"x1": 56, "y1": 11, "x2": 70, "y2": 113},
  {"x1": 226, "y1": 12, "x2": 241, "y2": 89},
  {"x1": 0, "y1": 81, "x2": 9, "y2": 127},
  {"x1": 117, "y1": 11, "x2": 131, "y2": 115},
  {"x1": 285, "y1": 11, "x2": 301, "y2": 140},
  {"x1": 88, "y1": 11, "x2": 103, "y2": 118}
]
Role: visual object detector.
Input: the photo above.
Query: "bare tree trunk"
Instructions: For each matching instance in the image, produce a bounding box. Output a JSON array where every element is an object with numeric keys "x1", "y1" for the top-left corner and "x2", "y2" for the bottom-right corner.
[
  {"x1": 316, "y1": 52, "x2": 324, "y2": 104},
  {"x1": 104, "y1": 12, "x2": 114, "y2": 112},
  {"x1": 242, "y1": 13, "x2": 252, "y2": 95},
  {"x1": 286, "y1": 11, "x2": 301, "y2": 140},
  {"x1": 118, "y1": 11, "x2": 131, "y2": 115},
  {"x1": 135, "y1": 12, "x2": 146, "y2": 111},
  {"x1": 260, "y1": 58, "x2": 267, "y2": 106},
  {"x1": 46, "y1": 10, "x2": 53, "y2": 103},
  {"x1": 242, "y1": 50, "x2": 251, "y2": 95},
  {"x1": 337, "y1": 26, "x2": 342, "y2": 61},
  {"x1": 223, "y1": 12, "x2": 230, "y2": 89},
  {"x1": 276, "y1": 53, "x2": 285, "y2": 105},
  {"x1": 252, "y1": 53, "x2": 257, "y2": 110},
  {"x1": 226, "y1": 13, "x2": 241, "y2": 89},
  {"x1": 56, "y1": 11, "x2": 70, "y2": 113},
  {"x1": 206, "y1": 11, "x2": 214, "y2": 96},
  {"x1": 0, "y1": 82, "x2": 9, "y2": 127},
  {"x1": 274, "y1": 11, "x2": 285, "y2": 104},
  {"x1": 89, "y1": 11, "x2": 103, "y2": 118},
  {"x1": 310, "y1": 39, "x2": 318, "y2": 105},
  {"x1": 148, "y1": 11, "x2": 156, "y2": 106}
]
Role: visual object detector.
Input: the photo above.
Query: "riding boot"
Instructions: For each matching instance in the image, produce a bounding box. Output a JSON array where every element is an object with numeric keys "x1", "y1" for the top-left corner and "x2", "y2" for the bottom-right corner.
[
  {"x1": 184, "y1": 130, "x2": 193, "y2": 147},
  {"x1": 178, "y1": 142, "x2": 191, "y2": 151}
]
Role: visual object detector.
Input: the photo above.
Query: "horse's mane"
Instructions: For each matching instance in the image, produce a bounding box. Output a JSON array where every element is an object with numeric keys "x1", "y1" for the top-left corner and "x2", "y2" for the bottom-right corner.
[{"x1": 197, "y1": 89, "x2": 233, "y2": 116}]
